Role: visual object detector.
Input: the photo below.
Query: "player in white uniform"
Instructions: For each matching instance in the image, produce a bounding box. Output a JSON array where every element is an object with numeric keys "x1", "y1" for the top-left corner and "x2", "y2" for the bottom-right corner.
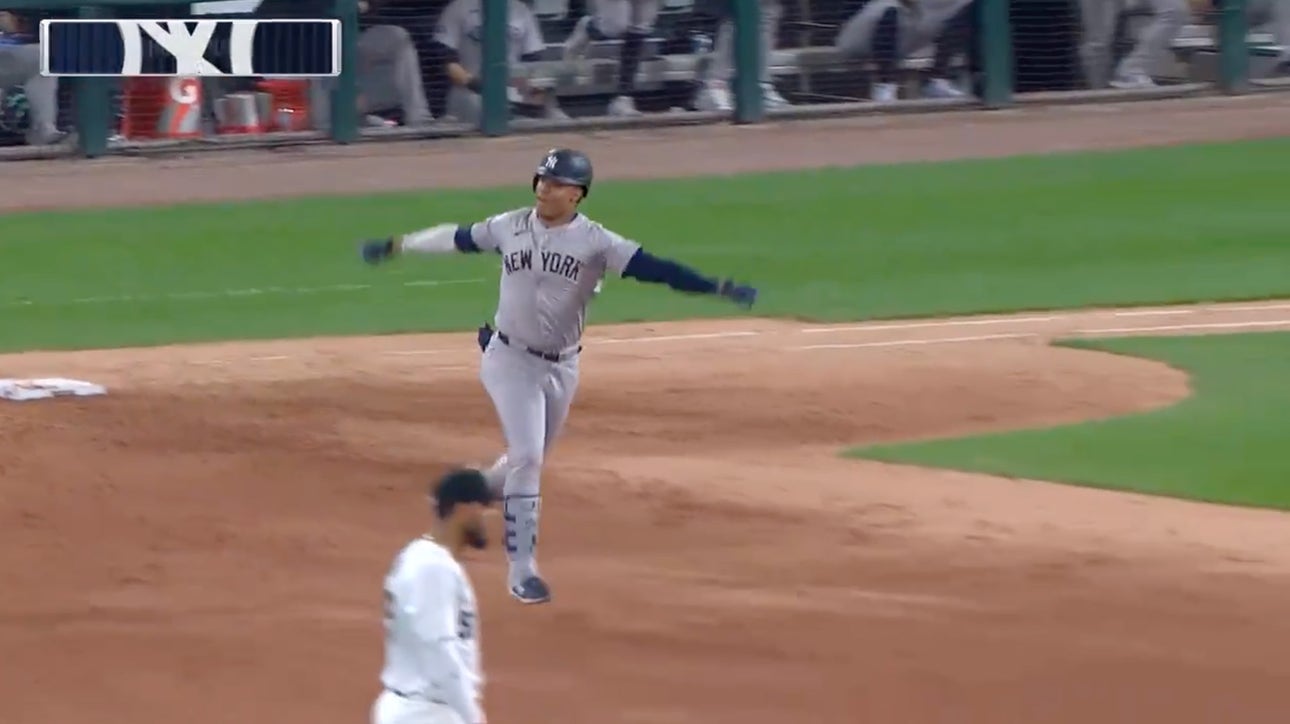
[
  {"x1": 373, "y1": 468, "x2": 494, "y2": 724},
  {"x1": 359, "y1": 148, "x2": 758, "y2": 605}
]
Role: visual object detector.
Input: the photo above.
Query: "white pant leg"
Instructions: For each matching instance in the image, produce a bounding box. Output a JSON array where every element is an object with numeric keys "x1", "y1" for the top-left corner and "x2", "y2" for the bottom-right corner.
[
  {"x1": 445, "y1": 86, "x2": 484, "y2": 125},
  {"x1": 592, "y1": 0, "x2": 632, "y2": 36},
  {"x1": 371, "y1": 691, "x2": 467, "y2": 724},
  {"x1": 1116, "y1": 0, "x2": 1187, "y2": 79}
]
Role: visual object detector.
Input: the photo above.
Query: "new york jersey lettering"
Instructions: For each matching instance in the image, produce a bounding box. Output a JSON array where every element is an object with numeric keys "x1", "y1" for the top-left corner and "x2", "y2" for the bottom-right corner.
[
  {"x1": 540, "y1": 251, "x2": 582, "y2": 282},
  {"x1": 503, "y1": 249, "x2": 533, "y2": 274}
]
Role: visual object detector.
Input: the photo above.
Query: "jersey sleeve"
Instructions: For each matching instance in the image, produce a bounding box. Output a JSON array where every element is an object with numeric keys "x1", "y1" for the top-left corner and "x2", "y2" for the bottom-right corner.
[
  {"x1": 466, "y1": 211, "x2": 512, "y2": 253},
  {"x1": 433, "y1": 1, "x2": 462, "y2": 49},
  {"x1": 598, "y1": 226, "x2": 643, "y2": 277},
  {"x1": 406, "y1": 563, "x2": 484, "y2": 723},
  {"x1": 519, "y1": 6, "x2": 544, "y2": 56}
]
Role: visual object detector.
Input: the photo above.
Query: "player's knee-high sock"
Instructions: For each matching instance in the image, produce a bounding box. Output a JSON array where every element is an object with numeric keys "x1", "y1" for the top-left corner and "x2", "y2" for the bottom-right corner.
[
  {"x1": 502, "y1": 450, "x2": 543, "y2": 582},
  {"x1": 930, "y1": 2, "x2": 973, "y2": 78},
  {"x1": 872, "y1": 7, "x2": 901, "y2": 85},
  {"x1": 617, "y1": 30, "x2": 648, "y2": 96}
]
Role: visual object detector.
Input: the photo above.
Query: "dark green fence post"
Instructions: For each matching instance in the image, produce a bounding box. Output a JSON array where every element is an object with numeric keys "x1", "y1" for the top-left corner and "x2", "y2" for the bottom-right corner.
[
  {"x1": 976, "y1": 0, "x2": 1013, "y2": 108},
  {"x1": 1217, "y1": 0, "x2": 1249, "y2": 93},
  {"x1": 330, "y1": 0, "x2": 359, "y2": 142},
  {"x1": 480, "y1": 0, "x2": 508, "y2": 135},
  {"x1": 74, "y1": 5, "x2": 111, "y2": 157},
  {"x1": 731, "y1": 0, "x2": 762, "y2": 123}
]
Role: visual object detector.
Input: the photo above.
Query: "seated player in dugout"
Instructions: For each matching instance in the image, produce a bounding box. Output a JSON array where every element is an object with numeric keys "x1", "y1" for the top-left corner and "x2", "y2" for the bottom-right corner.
[
  {"x1": 561, "y1": 0, "x2": 666, "y2": 116},
  {"x1": 0, "y1": 9, "x2": 66, "y2": 146},
  {"x1": 689, "y1": 0, "x2": 791, "y2": 113},
  {"x1": 834, "y1": 0, "x2": 980, "y2": 103},
  {"x1": 1078, "y1": 0, "x2": 1188, "y2": 89},
  {"x1": 258, "y1": 0, "x2": 433, "y2": 127},
  {"x1": 355, "y1": 0, "x2": 435, "y2": 126},
  {"x1": 432, "y1": 0, "x2": 572, "y2": 124}
]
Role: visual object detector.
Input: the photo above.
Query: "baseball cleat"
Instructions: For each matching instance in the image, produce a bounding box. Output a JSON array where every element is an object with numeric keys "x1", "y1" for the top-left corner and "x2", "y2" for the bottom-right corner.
[{"x1": 510, "y1": 575, "x2": 551, "y2": 605}]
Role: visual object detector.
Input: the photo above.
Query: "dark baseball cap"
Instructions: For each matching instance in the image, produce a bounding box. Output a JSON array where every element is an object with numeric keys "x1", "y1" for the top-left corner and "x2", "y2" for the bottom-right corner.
[{"x1": 431, "y1": 467, "x2": 494, "y2": 518}]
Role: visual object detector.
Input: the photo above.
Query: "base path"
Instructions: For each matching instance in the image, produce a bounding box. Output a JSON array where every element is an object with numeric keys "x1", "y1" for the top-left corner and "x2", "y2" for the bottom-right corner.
[{"x1": 2, "y1": 96, "x2": 1290, "y2": 724}]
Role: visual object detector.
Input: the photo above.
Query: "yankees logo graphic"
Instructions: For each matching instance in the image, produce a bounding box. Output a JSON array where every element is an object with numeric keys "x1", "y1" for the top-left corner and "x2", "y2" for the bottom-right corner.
[{"x1": 40, "y1": 18, "x2": 340, "y2": 77}]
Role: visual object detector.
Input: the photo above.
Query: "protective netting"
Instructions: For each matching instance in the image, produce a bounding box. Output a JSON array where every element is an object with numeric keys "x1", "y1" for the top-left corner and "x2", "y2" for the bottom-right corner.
[
  {"x1": 351, "y1": 0, "x2": 723, "y2": 121},
  {"x1": 2, "y1": 0, "x2": 1288, "y2": 150},
  {"x1": 349, "y1": 0, "x2": 1288, "y2": 117}
]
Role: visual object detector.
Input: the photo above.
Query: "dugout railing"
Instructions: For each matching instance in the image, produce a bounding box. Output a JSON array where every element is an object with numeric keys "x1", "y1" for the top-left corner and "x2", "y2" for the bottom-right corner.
[{"x1": 0, "y1": 0, "x2": 1282, "y2": 159}]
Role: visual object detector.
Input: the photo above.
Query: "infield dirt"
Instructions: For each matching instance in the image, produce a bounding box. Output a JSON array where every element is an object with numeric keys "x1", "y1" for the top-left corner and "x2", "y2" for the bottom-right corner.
[{"x1": 3, "y1": 95, "x2": 1290, "y2": 724}]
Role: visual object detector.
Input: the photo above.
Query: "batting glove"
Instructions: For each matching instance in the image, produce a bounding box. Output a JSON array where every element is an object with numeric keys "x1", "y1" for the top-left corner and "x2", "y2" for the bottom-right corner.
[
  {"x1": 477, "y1": 323, "x2": 494, "y2": 352},
  {"x1": 360, "y1": 237, "x2": 396, "y2": 264},
  {"x1": 718, "y1": 279, "x2": 757, "y2": 309}
]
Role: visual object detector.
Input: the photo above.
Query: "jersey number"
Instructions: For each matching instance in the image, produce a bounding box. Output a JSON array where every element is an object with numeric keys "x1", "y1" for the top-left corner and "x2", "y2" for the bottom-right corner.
[
  {"x1": 383, "y1": 589, "x2": 397, "y2": 642},
  {"x1": 458, "y1": 610, "x2": 475, "y2": 641}
]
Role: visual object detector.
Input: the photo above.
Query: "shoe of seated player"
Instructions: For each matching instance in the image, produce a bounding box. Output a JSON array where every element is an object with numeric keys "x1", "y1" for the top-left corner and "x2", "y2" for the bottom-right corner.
[
  {"x1": 871, "y1": 82, "x2": 898, "y2": 103},
  {"x1": 695, "y1": 80, "x2": 734, "y2": 112},
  {"x1": 923, "y1": 77, "x2": 967, "y2": 99},
  {"x1": 762, "y1": 82, "x2": 790, "y2": 109},
  {"x1": 607, "y1": 95, "x2": 643, "y2": 117},
  {"x1": 1109, "y1": 71, "x2": 1157, "y2": 90}
]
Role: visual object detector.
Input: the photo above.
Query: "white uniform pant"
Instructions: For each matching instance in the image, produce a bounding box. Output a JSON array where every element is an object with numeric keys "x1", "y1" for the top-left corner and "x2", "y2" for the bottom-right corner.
[{"x1": 371, "y1": 690, "x2": 466, "y2": 724}]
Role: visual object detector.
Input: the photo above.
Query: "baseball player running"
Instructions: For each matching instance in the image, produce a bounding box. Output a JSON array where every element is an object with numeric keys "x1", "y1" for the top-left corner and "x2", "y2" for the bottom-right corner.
[
  {"x1": 359, "y1": 148, "x2": 758, "y2": 605},
  {"x1": 374, "y1": 468, "x2": 494, "y2": 724}
]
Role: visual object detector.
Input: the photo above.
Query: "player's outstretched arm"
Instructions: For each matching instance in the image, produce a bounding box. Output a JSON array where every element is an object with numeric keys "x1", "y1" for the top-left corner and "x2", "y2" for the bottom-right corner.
[
  {"x1": 359, "y1": 223, "x2": 488, "y2": 264},
  {"x1": 620, "y1": 248, "x2": 758, "y2": 309}
]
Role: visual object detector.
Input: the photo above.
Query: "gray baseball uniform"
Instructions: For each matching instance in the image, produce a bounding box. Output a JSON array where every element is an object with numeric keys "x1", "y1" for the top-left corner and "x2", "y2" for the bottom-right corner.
[
  {"x1": 834, "y1": 0, "x2": 975, "y2": 60},
  {"x1": 1078, "y1": 0, "x2": 1188, "y2": 87},
  {"x1": 468, "y1": 207, "x2": 639, "y2": 589},
  {"x1": 1247, "y1": 0, "x2": 1290, "y2": 67},
  {"x1": 589, "y1": 0, "x2": 661, "y2": 36},
  {"x1": 710, "y1": 0, "x2": 782, "y2": 85},
  {"x1": 434, "y1": 0, "x2": 545, "y2": 123},
  {"x1": 0, "y1": 42, "x2": 60, "y2": 145},
  {"x1": 375, "y1": 158, "x2": 754, "y2": 599}
]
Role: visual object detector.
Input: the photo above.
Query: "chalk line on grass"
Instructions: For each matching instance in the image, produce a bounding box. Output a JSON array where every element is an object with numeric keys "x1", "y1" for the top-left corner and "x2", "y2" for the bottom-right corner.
[
  {"x1": 801, "y1": 316, "x2": 1057, "y2": 334},
  {"x1": 1111, "y1": 309, "x2": 1195, "y2": 317},
  {"x1": 595, "y1": 331, "x2": 761, "y2": 345},
  {"x1": 15, "y1": 301, "x2": 1288, "y2": 370},
  {"x1": 794, "y1": 333, "x2": 1036, "y2": 351},
  {"x1": 1074, "y1": 319, "x2": 1290, "y2": 335},
  {"x1": 3, "y1": 278, "x2": 486, "y2": 309}
]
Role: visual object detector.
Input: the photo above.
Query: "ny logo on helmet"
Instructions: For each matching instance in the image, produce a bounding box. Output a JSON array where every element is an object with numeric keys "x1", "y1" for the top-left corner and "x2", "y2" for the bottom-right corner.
[{"x1": 543, "y1": 153, "x2": 558, "y2": 170}]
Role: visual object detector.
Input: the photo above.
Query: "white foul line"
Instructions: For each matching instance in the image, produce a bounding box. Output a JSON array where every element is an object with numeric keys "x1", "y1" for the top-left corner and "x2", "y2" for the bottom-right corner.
[
  {"x1": 1216, "y1": 302, "x2": 1290, "y2": 313},
  {"x1": 1074, "y1": 319, "x2": 1290, "y2": 334},
  {"x1": 594, "y1": 330, "x2": 761, "y2": 345},
  {"x1": 800, "y1": 316, "x2": 1056, "y2": 334},
  {"x1": 1111, "y1": 308, "x2": 1195, "y2": 317},
  {"x1": 794, "y1": 333, "x2": 1035, "y2": 351}
]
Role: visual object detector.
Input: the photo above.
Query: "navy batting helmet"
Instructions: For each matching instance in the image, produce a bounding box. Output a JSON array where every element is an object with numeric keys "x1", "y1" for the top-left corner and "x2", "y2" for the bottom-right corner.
[{"x1": 533, "y1": 148, "x2": 593, "y2": 198}]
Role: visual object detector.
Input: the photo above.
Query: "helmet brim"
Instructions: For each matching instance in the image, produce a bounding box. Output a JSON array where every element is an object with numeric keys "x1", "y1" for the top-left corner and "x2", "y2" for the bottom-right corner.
[{"x1": 533, "y1": 173, "x2": 590, "y2": 197}]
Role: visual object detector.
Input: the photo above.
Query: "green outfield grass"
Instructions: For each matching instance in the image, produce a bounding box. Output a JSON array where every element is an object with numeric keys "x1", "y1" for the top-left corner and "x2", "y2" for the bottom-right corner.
[
  {"x1": 850, "y1": 332, "x2": 1290, "y2": 509},
  {"x1": 3, "y1": 137, "x2": 1290, "y2": 352}
]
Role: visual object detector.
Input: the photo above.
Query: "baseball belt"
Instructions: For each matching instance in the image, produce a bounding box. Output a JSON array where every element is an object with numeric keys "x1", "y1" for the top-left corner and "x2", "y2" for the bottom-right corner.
[{"x1": 495, "y1": 331, "x2": 581, "y2": 363}]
